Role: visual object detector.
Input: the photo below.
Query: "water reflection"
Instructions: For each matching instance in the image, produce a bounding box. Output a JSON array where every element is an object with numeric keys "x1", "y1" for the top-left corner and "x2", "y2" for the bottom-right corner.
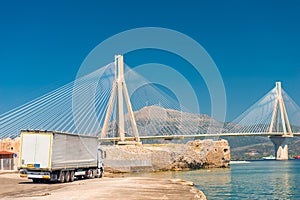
[
  {"x1": 228, "y1": 161, "x2": 300, "y2": 199},
  {"x1": 125, "y1": 168, "x2": 232, "y2": 199},
  {"x1": 123, "y1": 160, "x2": 300, "y2": 199},
  {"x1": 268, "y1": 161, "x2": 291, "y2": 199},
  {"x1": 183, "y1": 168, "x2": 232, "y2": 199}
]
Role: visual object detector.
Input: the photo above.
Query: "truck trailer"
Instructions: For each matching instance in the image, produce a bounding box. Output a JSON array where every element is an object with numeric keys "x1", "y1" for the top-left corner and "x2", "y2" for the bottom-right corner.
[{"x1": 19, "y1": 130, "x2": 104, "y2": 183}]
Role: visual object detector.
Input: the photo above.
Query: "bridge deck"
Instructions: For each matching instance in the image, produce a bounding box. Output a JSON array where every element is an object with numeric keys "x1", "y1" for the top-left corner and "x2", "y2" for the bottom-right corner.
[{"x1": 99, "y1": 132, "x2": 300, "y2": 142}]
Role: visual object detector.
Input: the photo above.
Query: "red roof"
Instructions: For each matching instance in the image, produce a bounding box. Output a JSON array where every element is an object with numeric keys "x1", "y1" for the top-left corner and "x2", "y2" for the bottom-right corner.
[{"x1": 0, "y1": 151, "x2": 14, "y2": 155}]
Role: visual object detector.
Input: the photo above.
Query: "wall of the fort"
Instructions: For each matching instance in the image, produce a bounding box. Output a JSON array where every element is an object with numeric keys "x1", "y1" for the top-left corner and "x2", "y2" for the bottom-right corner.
[{"x1": 102, "y1": 139, "x2": 230, "y2": 173}]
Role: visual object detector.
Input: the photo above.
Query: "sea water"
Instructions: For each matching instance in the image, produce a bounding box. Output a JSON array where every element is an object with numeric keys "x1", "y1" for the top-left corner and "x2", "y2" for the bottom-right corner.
[{"x1": 127, "y1": 160, "x2": 300, "y2": 199}]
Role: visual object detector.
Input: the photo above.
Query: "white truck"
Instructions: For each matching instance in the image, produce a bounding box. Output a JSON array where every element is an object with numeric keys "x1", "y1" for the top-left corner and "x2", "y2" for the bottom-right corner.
[{"x1": 19, "y1": 130, "x2": 104, "y2": 183}]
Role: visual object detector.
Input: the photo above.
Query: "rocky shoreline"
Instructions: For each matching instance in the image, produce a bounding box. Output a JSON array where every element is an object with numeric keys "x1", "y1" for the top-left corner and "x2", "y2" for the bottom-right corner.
[{"x1": 102, "y1": 139, "x2": 230, "y2": 173}]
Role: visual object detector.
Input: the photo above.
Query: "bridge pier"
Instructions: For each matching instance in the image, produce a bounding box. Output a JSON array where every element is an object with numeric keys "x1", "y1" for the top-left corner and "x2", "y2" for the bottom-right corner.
[{"x1": 269, "y1": 136, "x2": 292, "y2": 160}]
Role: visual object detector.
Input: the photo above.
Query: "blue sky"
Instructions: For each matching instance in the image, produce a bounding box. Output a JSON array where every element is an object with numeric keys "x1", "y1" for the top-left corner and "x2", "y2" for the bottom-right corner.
[{"x1": 0, "y1": 0, "x2": 299, "y2": 121}]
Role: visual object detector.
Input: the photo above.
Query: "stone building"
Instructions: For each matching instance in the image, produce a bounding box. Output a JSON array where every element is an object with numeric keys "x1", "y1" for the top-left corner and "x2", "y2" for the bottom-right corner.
[{"x1": 0, "y1": 138, "x2": 20, "y2": 170}]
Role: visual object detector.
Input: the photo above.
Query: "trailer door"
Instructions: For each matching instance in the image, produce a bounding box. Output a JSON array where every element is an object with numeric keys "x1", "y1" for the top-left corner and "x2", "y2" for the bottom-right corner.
[{"x1": 20, "y1": 133, "x2": 52, "y2": 169}]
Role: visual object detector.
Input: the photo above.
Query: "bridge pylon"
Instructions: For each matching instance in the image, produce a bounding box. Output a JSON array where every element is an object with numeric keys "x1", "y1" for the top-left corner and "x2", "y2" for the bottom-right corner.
[
  {"x1": 269, "y1": 82, "x2": 293, "y2": 160},
  {"x1": 101, "y1": 55, "x2": 141, "y2": 144}
]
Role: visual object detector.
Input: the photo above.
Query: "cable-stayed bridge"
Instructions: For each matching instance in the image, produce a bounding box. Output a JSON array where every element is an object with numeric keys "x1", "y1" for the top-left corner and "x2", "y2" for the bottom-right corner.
[{"x1": 0, "y1": 55, "x2": 299, "y2": 160}]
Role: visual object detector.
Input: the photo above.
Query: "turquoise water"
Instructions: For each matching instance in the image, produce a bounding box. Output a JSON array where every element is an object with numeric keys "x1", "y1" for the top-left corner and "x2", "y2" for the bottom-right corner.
[{"x1": 127, "y1": 160, "x2": 300, "y2": 199}]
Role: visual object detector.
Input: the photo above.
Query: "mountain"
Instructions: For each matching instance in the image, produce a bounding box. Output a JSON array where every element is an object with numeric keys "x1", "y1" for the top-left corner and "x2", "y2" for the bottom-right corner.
[{"x1": 105, "y1": 105, "x2": 225, "y2": 138}]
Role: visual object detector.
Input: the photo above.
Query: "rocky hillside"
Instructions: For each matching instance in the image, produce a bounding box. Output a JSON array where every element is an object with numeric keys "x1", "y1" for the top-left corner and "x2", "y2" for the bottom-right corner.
[{"x1": 104, "y1": 106, "x2": 224, "y2": 138}]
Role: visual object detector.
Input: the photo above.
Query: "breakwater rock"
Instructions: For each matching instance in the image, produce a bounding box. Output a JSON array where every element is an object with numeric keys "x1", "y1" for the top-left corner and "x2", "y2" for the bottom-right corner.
[{"x1": 102, "y1": 139, "x2": 230, "y2": 173}]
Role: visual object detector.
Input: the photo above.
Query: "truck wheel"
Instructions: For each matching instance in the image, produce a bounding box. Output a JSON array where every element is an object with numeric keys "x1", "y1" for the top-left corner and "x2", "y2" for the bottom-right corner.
[
  {"x1": 65, "y1": 171, "x2": 70, "y2": 183},
  {"x1": 32, "y1": 178, "x2": 39, "y2": 183},
  {"x1": 90, "y1": 170, "x2": 95, "y2": 179},
  {"x1": 96, "y1": 169, "x2": 103, "y2": 178},
  {"x1": 42, "y1": 179, "x2": 50, "y2": 183},
  {"x1": 93, "y1": 169, "x2": 98, "y2": 178},
  {"x1": 99, "y1": 169, "x2": 103, "y2": 178},
  {"x1": 85, "y1": 169, "x2": 93, "y2": 179},
  {"x1": 59, "y1": 171, "x2": 65, "y2": 183},
  {"x1": 70, "y1": 171, "x2": 75, "y2": 182}
]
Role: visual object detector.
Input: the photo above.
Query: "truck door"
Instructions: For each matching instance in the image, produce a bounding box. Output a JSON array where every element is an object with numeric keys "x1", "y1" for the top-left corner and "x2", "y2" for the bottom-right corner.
[{"x1": 21, "y1": 133, "x2": 52, "y2": 169}]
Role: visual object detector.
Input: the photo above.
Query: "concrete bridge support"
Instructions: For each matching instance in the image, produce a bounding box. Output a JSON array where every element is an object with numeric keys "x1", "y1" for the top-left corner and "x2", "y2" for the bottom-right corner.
[
  {"x1": 269, "y1": 136, "x2": 291, "y2": 160},
  {"x1": 101, "y1": 55, "x2": 141, "y2": 144},
  {"x1": 268, "y1": 82, "x2": 293, "y2": 160}
]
